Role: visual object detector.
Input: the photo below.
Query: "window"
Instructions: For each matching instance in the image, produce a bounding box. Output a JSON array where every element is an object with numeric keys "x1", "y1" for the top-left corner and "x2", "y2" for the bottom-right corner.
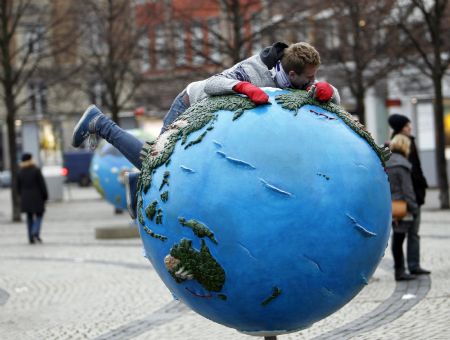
[
  {"x1": 25, "y1": 25, "x2": 45, "y2": 55},
  {"x1": 325, "y1": 20, "x2": 340, "y2": 49},
  {"x1": 155, "y1": 25, "x2": 169, "y2": 69},
  {"x1": 89, "y1": 81, "x2": 106, "y2": 107},
  {"x1": 28, "y1": 81, "x2": 47, "y2": 114},
  {"x1": 250, "y1": 13, "x2": 263, "y2": 55},
  {"x1": 133, "y1": 0, "x2": 148, "y2": 5},
  {"x1": 86, "y1": 14, "x2": 104, "y2": 55},
  {"x1": 296, "y1": 24, "x2": 310, "y2": 42},
  {"x1": 138, "y1": 34, "x2": 151, "y2": 72},
  {"x1": 208, "y1": 18, "x2": 220, "y2": 63},
  {"x1": 174, "y1": 23, "x2": 186, "y2": 66},
  {"x1": 191, "y1": 22, "x2": 204, "y2": 66}
]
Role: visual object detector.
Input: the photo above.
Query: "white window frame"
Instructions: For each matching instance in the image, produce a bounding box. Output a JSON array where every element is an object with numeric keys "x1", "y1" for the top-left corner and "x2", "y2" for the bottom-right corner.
[
  {"x1": 174, "y1": 23, "x2": 187, "y2": 66},
  {"x1": 155, "y1": 25, "x2": 169, "y2": 69},
  {"x1": 208, "y1": 18, "x2": 221, "y2": 63},
  {"x1": 192, "y1": 22, "x2": 204, "y2": 66}
]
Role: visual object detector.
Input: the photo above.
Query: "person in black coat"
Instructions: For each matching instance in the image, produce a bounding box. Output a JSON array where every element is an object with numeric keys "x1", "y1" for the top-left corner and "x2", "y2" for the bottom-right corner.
[
  {"x1": 388, "y1": 114, "x2": 430, "y2": 275},
  {"x1": 17, "y1": 153, "x2": 48, "y2": 244}
]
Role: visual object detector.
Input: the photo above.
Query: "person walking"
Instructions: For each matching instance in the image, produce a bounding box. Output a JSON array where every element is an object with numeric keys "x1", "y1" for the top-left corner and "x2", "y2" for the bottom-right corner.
[
  {"x1": 17, "y1": 153, "x2": 48, "y2": 244},
  {"x1": 386, "y1": 134, "x2": 418, "y2": 281},
  {"x1": 388, "y1": 114, "x2": 430, "y2": 275}
]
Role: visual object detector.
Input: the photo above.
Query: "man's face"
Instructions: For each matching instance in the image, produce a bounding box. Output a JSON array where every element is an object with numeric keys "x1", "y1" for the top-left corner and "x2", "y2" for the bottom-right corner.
[
  {"x1": 289, "y1": 64, "x2": 318, "y2": 90},
  {"x1": 401, "y1": 122, "x2": 412, "y2": 137}
]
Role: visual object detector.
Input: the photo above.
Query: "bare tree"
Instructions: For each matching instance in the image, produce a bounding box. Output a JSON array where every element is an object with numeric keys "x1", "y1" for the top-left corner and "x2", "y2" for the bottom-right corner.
[
  {"x1": 165, "y1": 0, "x2": 266, "y2": 69},
  {"x1": 157, "y1": 0, "x2": 313, "y2": 71},
  {"x1": 311, "y1": 0, "x2": 404, "y2": 124},
  {"x1": 0, "y1": 0, "x2": 78, "y2": 221},
  {"x1": 395, "y1": 0, "x2": 450, "y2": 208},
  {"x1": 76, "y1": 0, "x2": 147, "y2": 124}
]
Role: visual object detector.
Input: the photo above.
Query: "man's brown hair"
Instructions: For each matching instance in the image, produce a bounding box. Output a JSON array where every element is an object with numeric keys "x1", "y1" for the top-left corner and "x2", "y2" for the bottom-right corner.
[{"x1": 281, "y1": 42, "x2": 321, "y2": 74}]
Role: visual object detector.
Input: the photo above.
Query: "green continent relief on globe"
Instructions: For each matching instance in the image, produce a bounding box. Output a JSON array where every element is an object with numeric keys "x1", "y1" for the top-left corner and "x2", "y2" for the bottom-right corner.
[{"x1": 165, "y1": 239, "x2": 225, "y2": 292}]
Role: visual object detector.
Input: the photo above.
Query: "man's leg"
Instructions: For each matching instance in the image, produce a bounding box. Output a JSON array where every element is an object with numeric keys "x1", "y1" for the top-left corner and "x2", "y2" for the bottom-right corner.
[
  {"x1": 72, "y1": 105, "x2": 144, "y2": 169},
  {"x1": 32, "y1": 212, "x2": 43, "y2": 242},
  {"x1": 122, "y1": 91, "x2": 190, "y2": 220}
]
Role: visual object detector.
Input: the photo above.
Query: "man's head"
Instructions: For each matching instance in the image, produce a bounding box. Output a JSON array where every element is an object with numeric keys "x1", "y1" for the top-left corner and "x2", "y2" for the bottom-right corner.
[
  {"x1": 388, "y1": 114, "x2": 412, "y2": 137},
  {"x1": 281, "y1": 42, "x2": 321, "y2": 90},
  {"x1": 21, "y1": 153, "x2": 32, "y2": 162}
]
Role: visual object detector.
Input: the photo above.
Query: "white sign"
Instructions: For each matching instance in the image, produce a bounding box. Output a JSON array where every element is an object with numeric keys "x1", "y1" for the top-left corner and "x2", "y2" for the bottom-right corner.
[{"x1": 417, "y1": 102, "x2": 435, "y2": 151}]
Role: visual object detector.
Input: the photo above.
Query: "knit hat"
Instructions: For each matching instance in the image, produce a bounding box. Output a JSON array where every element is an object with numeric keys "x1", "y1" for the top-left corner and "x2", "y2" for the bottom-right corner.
[
  {"x1": 21, "y1": 153, "x2": 32, "y2": 162},
  {"x1": 388, "y1": 114, "x2": 410, "y2": 134}
]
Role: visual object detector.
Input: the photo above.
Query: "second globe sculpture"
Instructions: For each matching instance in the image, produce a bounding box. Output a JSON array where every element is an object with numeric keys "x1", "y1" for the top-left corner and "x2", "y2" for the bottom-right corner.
[
  {"x1": 90, "y1": 129, "x2": 154, "y2": 211},
  {"x1": 136, "y1": 88, "x2": 392, "y2": 335}
]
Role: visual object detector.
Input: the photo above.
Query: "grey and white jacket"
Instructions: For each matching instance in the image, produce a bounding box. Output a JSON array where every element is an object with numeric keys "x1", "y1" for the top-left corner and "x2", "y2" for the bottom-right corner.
[
  {"x1": 386, "y1": 152, "x2": 418, "y2": 213},
  {"x1": 186, "y1": 42, "x2": 340, "y2": 105}
]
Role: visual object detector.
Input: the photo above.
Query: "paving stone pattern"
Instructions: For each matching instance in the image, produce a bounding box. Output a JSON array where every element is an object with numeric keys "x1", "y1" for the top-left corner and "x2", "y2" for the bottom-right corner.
[{"x1": 0, "y1": 186, "x2": 448, "y2": 339}]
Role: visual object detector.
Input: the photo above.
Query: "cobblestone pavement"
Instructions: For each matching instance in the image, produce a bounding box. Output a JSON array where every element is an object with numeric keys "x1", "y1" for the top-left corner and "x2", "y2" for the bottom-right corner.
[{"x1": 0, "y1": 186, "x2": 449, "y2": 339}]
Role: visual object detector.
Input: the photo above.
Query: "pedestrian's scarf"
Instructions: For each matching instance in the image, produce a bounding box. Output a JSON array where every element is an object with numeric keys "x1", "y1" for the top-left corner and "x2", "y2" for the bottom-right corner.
[{"x1": 273, "y1": 60, "x2": 292, "y2": 89}]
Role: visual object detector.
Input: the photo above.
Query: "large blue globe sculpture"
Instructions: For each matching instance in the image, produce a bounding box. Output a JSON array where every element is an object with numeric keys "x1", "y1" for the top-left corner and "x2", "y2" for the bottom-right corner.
[
  {"x1": 137, "y1": 88, "x2": 391, "y2": 335},
  {"x1": 90, "y1": 129, "x2": 153, "y2": 211}
]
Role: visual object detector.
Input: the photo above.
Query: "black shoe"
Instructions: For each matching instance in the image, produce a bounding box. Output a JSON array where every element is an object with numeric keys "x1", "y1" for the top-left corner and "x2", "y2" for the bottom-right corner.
[
  {"x1": 29, "y1": 239, "x2": 35, "y2": 244},
  {"x1": 34, "y1": 236, "x2": 42, "y2": 243},
  {"x1": 410, "y1": 268, "x2": 431, "y2": 275},
  {"x1": 395, "y1": 273, "x2": 416, "y2": 281}
]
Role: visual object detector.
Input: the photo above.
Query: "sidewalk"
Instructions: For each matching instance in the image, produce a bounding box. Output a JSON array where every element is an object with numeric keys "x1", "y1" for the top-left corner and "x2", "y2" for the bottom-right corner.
[{"x1": 0, "y1": 186, "x2": 449, "y2": 339}]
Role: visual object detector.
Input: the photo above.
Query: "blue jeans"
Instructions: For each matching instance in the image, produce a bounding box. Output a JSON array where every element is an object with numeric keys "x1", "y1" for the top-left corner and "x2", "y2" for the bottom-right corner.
[
  {"x1": 96, "y1": 90, "x2": 190, "y2": 169},
  {"x1": 161, "y1": 90, "x2": 190, "y2": 133},
  {"x1": 95, "y1": 116, "x2": 144, "y2": 169},
  {"x1": 26, "y1": 212, "x2": 43, "y2": 242},
  {"x1": 97, "y1": 91, "x2": 190, "y2": 218}
]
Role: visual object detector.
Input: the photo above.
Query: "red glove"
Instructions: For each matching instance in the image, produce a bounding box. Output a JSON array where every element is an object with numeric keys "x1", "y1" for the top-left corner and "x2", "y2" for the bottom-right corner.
[
  {"x1": 308, "y1": 81, "x2": 334, "y2": 102},
  {"x1": 233, "y1": 81, "x2": 269, "y2": 105}
]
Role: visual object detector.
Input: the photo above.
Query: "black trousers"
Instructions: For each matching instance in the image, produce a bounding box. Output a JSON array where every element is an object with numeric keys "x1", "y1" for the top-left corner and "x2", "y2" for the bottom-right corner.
[{"x1": 392, "y1": 231, "x2": 406, "y2": 274}]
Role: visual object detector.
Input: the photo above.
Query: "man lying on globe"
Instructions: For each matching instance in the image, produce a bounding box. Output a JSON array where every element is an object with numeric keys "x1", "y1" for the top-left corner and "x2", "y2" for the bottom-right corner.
[{"x1": 71, "y1": 41, "x2": 340, "y2": 218}]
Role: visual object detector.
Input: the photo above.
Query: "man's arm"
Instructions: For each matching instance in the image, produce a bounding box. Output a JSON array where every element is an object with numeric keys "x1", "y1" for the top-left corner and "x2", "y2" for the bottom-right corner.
[
  {"x1": 203, "y1": 55, "x2": 271, "y2": 105},
  {"x1": 308, "y1": 82, "x2": 341, "y2": 105},
  {"x1": 233, "y1": 82, "x2": 269, "y2": 105},
  {"x1": 203, "y1": 75, "x2": 240, "y2": 96},
  {"x1": 203, "y1": 57, "x2": 256, "y2": 96}
]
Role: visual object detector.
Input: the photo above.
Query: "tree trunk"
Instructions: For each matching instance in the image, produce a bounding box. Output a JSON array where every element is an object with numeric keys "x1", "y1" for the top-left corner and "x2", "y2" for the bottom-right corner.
[
  {"x1": 109, "y1": 90, "x2": 120, "y2": 124},
  {"x1": 5, "y1": 95, "x2": 21, "y2": 221},
  {"x1": 111, "y1": 106, "x2": 120, "y2": 125},
  {"x1": 432, "y1": 74, "x2": 450, "y2": 209},
  {"x1": 355, "y1": 90, "x2": 366, "y2": 125},
  {"x1": 230, "y1": 0, "x2": 243, "y2": 64},
  {"x1": 1, "y1": 1, "x2": 20, "y2": 222}
]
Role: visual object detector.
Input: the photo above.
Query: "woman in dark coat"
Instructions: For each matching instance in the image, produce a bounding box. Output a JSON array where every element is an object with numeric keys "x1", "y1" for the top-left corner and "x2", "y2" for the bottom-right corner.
[
  {"x1": 17, "y1": 153, "x2": 48, "y2": 244},
  {"x1": 386, "y1": 135, "x2": 418, "y2": 281}
]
